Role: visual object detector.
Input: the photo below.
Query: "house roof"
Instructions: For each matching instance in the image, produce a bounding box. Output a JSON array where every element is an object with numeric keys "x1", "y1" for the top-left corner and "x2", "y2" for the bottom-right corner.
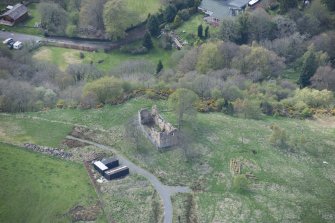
[
  {"x1": 1, "y1": 3, "x2": 28, "y2": 20},
  {"x1": 229, "y1": 0, "x2": 250, "y2": 8}
]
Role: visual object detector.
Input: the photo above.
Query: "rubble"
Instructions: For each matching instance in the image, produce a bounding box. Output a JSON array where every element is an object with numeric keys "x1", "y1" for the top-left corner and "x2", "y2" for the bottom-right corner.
[{"x1": 23, "y1": 143, "x2": 72, "y2": 159}]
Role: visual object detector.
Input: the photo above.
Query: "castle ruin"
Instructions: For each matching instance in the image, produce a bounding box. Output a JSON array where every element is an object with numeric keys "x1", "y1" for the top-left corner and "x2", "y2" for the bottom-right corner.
[{"x1": 138, "y1": 105, "x2": 179, "y2": 148}]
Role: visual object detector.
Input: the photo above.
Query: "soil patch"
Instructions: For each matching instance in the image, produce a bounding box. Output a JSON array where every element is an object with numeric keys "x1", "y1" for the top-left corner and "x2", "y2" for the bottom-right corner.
[
  {"x1": 312, "y1": 116, "x2": 335, "y2": 128},
  {"x1": 68, "y1": 203, "x2": 101, "y2": 222},
  {"x1": 62, "y1": 138, "x2": 89, "y2": 148}
]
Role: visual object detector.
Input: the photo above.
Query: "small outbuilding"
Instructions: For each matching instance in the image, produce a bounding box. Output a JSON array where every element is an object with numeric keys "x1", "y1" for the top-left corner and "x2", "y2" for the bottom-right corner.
[
  {"x1": 104, "y1": 166, "x2": 129, "y2": 180},
  {"x1": 0, "y1": 3, "x2": 28, "y2": 26},
  {"x1": 101, "y1": 158, "x2": 119, "y2": 169},
  {"x1": 93, "y1": 161, "x2": 108, "y2": 175}
]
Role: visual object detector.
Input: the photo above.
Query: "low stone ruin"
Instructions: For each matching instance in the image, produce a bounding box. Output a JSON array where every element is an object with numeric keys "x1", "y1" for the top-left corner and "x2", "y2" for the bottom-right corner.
[
  {"x1": 138, "y1": 105, "x2": 179, "y2": 148},
  {"x1": 23, "y1": 143, "x2": 72, "y2": 159}
]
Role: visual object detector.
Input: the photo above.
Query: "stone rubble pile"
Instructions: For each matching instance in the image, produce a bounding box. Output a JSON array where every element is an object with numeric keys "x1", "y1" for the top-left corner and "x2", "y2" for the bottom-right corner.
[{"x1": 23, "y1": 143, "x2": 72, "y2": 159}]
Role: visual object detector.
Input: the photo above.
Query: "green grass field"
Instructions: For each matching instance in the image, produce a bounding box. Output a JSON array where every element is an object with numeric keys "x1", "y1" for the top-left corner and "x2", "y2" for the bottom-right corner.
[
  {"x1": 175, "y1": 14, "x2": 220, "y2": 44},
  {"x1": 0, "y1": 142, "x2": 106, "y2": 223},
  {"x1": 126, "y1": 0, "x2": 161, "y2": 22},
  {"x1": 33, "y1": 42, "x2": 173, "y2": 72},
  {"x1": 0, "y1": 114, "x2": 72, "y2": 147},
  {"x1": 1, "y1": 97, "x2": 335, "y2": 222}
]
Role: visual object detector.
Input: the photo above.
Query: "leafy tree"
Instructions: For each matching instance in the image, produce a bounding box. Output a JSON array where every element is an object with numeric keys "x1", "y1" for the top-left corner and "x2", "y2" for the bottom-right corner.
[
  {"x1": 299, "y1": 50, "x2": 318, "y2": 88},
  {"x1": 322, "y1": 0, "x2": 335, "y2": 11},
  {"x1": 196, "y1": 42, "x2": 222, "y2": 73},
  {"x1": 237, "y1": 13, "x2": 250, "y2": 44},
  {"x1": 249, "y1": 8, "x2": 275, "y2": 41},
  {"x1": 66, "y1": 25, "x2": 77, "y2": 37},
  {"x1": 67, "y1": 64, "x2": 103, "y2": 83},
  {"x1": 279, "y1": 0, "x2": 298, "y2": 13},
  {"x1": 219, "y1": 18, "x2": 240, "y2": 42},
  {"x1": 143, "y1": 32, "x2": 153, "y2": 50},
  {"x1": 233, "y1": 98, "x2": 262, "y2": 119},
  {"x1": 0, "y1": 80, "x2": 35, "y2": 112},
  {"x1": 311, "y1": 66, "x2": 335, "y2": 91},
  {"x1": 294, "y1": 88, "x2": 334, "y2": 108},
  {"x1": 156, "y1": 60, "x2": 163, "y2": 74},
  {"x1": 38, "y1": 2, "x2": 68, "y2": 35},
  {"x1": 83, "y1": 77, "x2": 123, "y2": 104},
  {"x1": 164, "y1": 4, "x2": 177, "y2": 22},
  {"x1": 147, "y1": 15, "x2": 160, "y2": 37},
  {"x1": 197, "y1": 24, "x2": 203, "y2": 38},
  {"x1": 103, "y1": 0, "x2": 138, "y2": 40},
  {"x1": 168, "y1": 88, "x2": 199, "y2": 129},
  {"x1": 79, "y1": 0, "x2": 105, "y2": 33},
  {"x1": 232, "y1": 45, "x2": 285, "y2": 80},
  {"x1": 173, "y1": 14, "x2": 182, "y2": 28},
  {"x1": 204, "y1": 26, "x2": 209, "y2": 39}
]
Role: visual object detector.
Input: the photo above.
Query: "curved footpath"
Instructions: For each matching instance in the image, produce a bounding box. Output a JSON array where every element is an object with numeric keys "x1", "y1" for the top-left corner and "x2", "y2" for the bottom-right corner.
[{"x1": 66, "y1": 135, "x2": 191, "y2": 223}]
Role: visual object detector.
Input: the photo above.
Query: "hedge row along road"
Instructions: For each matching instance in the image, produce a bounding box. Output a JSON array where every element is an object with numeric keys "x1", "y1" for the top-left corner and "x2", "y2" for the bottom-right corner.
[{"x1": 0, "y1": 27, "x2": 146, "y2": 51}]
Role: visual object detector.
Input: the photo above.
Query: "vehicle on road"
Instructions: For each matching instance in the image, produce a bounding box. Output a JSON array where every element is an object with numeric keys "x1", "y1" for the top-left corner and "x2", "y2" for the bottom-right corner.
[
  {"x1": 13, "y1": 41, "x2": 23, "y2": 49},
  {"x1": 7, "y1": 41, "x2": 14, "y2": 49},
  {"x1": 3, "y1": 38, "x2": 13, "y2": 44}
]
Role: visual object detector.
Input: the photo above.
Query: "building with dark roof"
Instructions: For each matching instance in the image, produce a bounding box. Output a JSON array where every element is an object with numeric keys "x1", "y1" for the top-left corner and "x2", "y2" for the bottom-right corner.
[
  {"x1": 104, "y1": 166, "x2": 129, "y2": 180},
  {"x1": 0, "y1": 4, "x2": 28, "y2": 26},
  {"x1": 101, "y1": 158, "x2": 119, "y2": 169}
]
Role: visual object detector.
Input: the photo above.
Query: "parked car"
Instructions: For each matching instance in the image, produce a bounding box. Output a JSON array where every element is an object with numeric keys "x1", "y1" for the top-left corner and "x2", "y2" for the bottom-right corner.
[
  {"x1": 13, "y1": 41, "x2": 23, "y2": 49},
  {"x1": 3, "y1": 38, "x2": 13, "y2": 44},
  {"x1": 7, "y1": 41, "x2": 14, "y2": 49}
]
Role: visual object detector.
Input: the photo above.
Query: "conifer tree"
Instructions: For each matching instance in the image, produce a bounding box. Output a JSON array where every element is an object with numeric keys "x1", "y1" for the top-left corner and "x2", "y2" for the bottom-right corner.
[{"x1": 143, "y1": 31, "x2": 153, "y2": 50}]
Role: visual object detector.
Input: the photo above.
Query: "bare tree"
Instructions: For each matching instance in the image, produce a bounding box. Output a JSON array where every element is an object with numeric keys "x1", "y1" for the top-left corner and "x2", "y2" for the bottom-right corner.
[{"x1": 311, "y1": 66, "x2": 335, "y2": 91}]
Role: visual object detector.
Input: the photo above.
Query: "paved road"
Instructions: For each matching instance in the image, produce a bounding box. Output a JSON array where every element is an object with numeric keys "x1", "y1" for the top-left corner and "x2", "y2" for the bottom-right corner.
[
  {"x1": 66, "y1": 135, "x2": 191, "y2": 223},
  {"x1": 0, "y1": 27, "x2": 146, "y2": 50}
]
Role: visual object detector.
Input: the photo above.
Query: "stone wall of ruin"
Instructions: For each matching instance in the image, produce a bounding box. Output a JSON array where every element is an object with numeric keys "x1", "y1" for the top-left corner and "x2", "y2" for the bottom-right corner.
[{"x1": 138, "y1": 106, "x2": 179, "y2": 148}]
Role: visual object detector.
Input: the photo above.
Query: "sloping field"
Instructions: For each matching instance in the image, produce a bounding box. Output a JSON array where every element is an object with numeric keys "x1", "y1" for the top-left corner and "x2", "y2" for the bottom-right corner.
[
  {"x1": 126, "y1": 0, "x2": 161, "y2": 21},
  {"x1": 0, "y1": 143, "x2": 106, "y2": 223},
  {"x1": 2, "y1": 97, "x2": 335, "y2": 222}
]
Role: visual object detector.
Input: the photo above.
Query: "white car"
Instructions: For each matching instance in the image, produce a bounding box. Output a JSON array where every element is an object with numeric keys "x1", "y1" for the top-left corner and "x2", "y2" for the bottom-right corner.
[
  {"x1": 3, "y1": 38, "x2": 13, "y2": 44},
  {"x1": 13, "y1": 41, "x2": 23, "y2": 49}
]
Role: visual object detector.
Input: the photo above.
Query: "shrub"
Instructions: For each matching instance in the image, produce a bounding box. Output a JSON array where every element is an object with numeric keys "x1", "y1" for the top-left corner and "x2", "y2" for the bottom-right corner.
[
  {"x1": 232, "y1": 174, "x2": 249, "y2": 193},
  {"x1": 270, "y1": 124, "x2": 288, "y2": 149}
]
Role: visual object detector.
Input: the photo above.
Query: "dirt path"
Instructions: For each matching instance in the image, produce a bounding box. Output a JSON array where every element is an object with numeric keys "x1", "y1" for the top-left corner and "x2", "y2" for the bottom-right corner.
[{"x1": 66, "y1": 135, "x2": 191, "y2": 223}]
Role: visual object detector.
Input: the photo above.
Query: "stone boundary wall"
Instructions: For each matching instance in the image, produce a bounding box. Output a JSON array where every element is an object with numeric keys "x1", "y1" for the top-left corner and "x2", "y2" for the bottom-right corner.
[{"x1": 23, "y1": 143, "x2": 72, "y2": 159}]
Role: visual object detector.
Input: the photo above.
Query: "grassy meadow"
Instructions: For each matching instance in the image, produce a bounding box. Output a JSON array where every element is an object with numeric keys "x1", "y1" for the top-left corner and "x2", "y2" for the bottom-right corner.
[
  {"x1": 0, "y1": 142, "x2": 106, "y2": 223},
  {"x1": 33, "y1": 42, "x2": 173, "y2": 72},
  {"x1": 2, "y1": 97, "x2": 332, "y2": 222},
  {"x1": 175, "y1": 14, "x2": 220, "y2": 44},
  {"x1": 0, "y1": 114, "x2": 72, "y2": 147},
  {"x1": 125, "y1": 0, "x2": 161, "y2": 22}
]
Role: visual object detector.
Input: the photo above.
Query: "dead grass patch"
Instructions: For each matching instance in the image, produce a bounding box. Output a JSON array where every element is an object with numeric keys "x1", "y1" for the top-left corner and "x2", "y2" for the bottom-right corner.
[
  {"x1": 33, "y1": 48, "x2": 52, "y2": 61},
  {"x1": 63, "y1": 51, "x2": 81, "y2": 65}
]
